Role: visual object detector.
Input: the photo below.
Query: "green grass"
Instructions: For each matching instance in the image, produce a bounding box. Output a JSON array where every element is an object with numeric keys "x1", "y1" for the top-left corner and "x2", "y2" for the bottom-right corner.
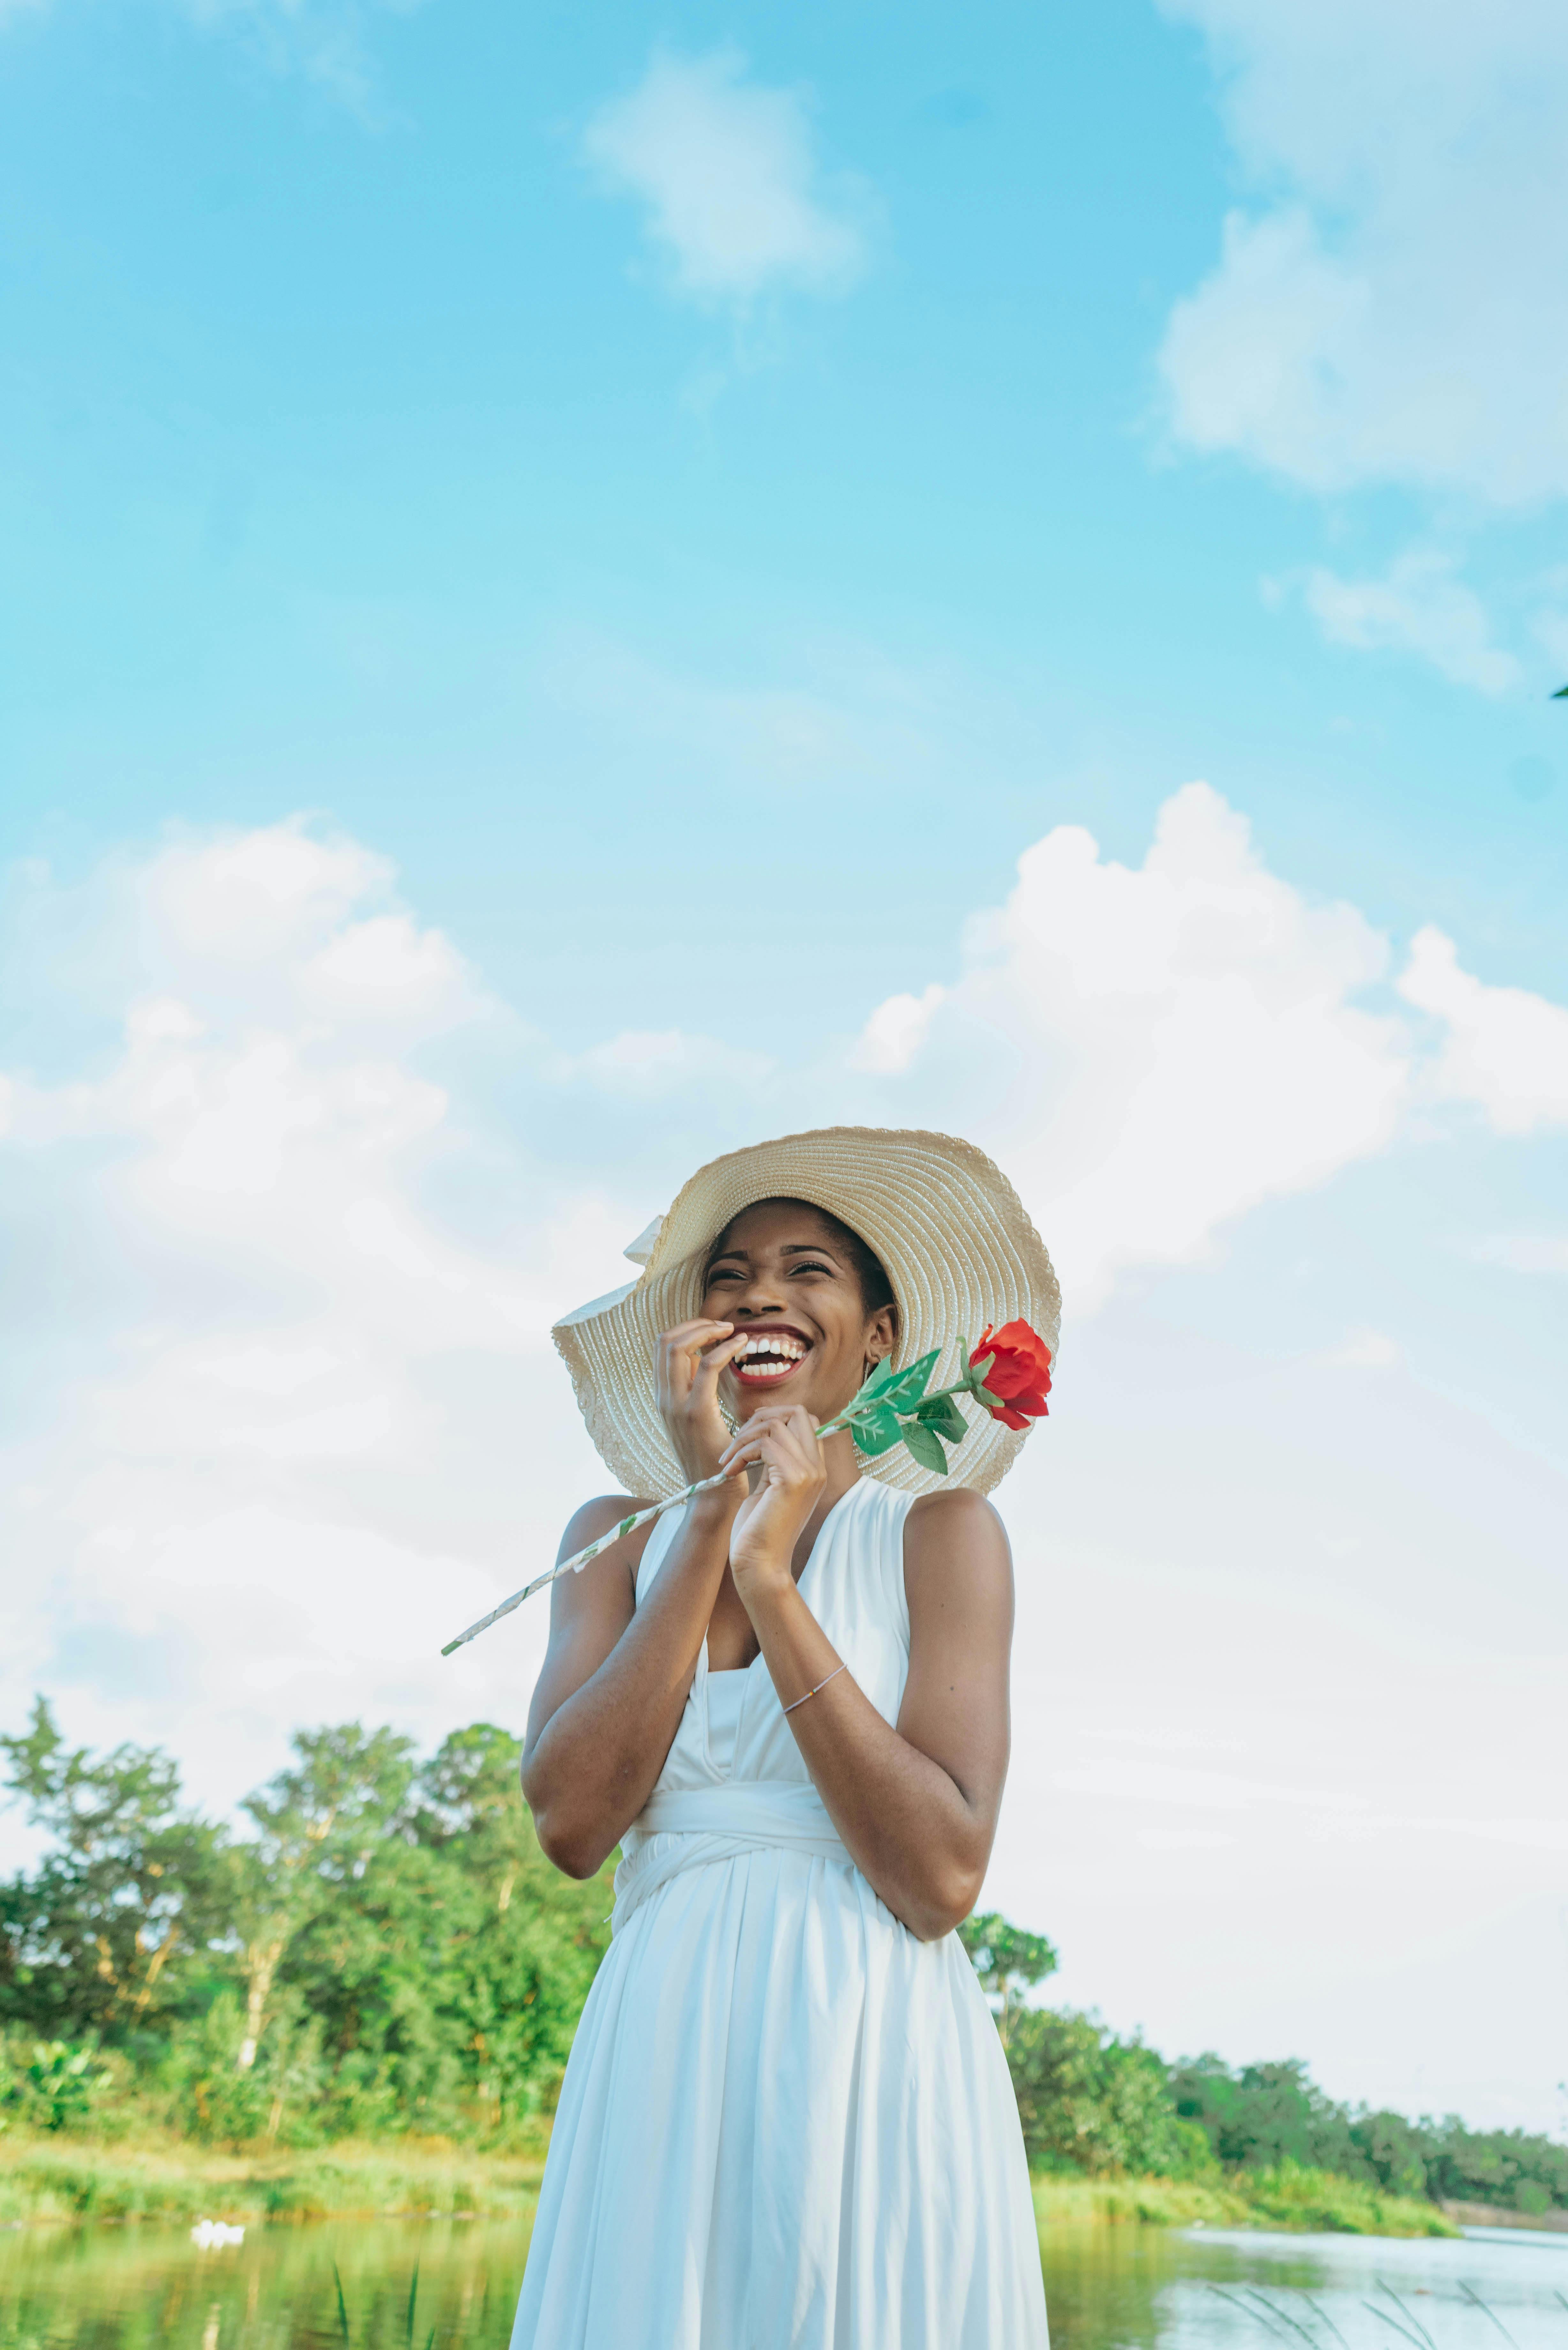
[
  {"x1": 1033, "y1": 2162, "x2": 1457, "y2": 2238},
  {"x1": 0, "y1": 2135, "x2": 546, "y2": 2226},
  {"x1": 0, "y1": 2134, "x2": 1456, "y2": 2238}
]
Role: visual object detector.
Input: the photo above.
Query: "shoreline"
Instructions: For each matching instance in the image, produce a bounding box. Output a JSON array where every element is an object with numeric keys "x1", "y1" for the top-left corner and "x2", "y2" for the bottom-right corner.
[{"x1": 0, "y1": 2137, "x2": 1478, "y2": 2239}]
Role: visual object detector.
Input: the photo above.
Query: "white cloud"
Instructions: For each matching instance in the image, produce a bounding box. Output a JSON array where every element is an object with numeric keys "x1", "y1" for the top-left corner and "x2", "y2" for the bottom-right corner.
[
  {"x1": 145, "y1": 819, "x2": 386, "y2": 960},
  {"x1": 852, "y1": 782, "x2": 1412, "y2": 1306},
  {"x1": 848, "y1": 984, "x2": 947, "y2": 1076},
  {"x1": 1053, "y1": 1756, "x2": 1366, "y2": 1815},
  {"x1": 848, "y1": 785, "x2": 1568, "y2": 1308},
  {"x1": 199, "y1": 1343, "x2": 343, "y2": 1395},
  {"x1": 1475, "y1": 1234, "x2": 1568, "y2": 1274},
  {"x1": 1299, "y1": 552, "x2": 1522, "y2": 696},
  {"x1": 0, "y1": 0, "x2": 412, "y2": 110},
  {"x1": 179, "y1": 0, "x2": 416, "y2": 112},
  {"x1": 1398, "y1": 925, "x2": 1568, "y2": 1134},
  {"x1": 583, "y1": 49, "x2": 869, "y2": 307},
  {"x1": 0, "y1": 819, "x2": 629, "y2": 1809},
  {"x1": 563, "y1": 1028, "x2": 775, "y2": 1099},
  {"x1": 301, "y1": 913, "x2": 477, "y2": 1025},
  {"x1": 1158, "y1": 0, "x2": 1568, "y2": 504},
  {"x1": 1322, "y1": 1327, "x2": 1401, "y2": 1370}
]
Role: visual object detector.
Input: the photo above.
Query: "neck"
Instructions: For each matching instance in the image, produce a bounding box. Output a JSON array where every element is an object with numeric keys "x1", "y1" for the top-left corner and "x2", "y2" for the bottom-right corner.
[
  {"x1": 788, "y1": 1425, "x2": 860, "y2": 1570},
  {"x1": 817, "y1": 1422, "x2": 863, "y2": 1508}
]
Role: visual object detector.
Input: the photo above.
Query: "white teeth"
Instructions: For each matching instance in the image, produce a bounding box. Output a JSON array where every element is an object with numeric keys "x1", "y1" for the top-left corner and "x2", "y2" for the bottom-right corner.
[
  {"x1": 737, "y1": 1335, "x2": 805, "y2": 1363},
  {"x1": 735, "y1": 1336, "x2": 805, "y2": 1376}
]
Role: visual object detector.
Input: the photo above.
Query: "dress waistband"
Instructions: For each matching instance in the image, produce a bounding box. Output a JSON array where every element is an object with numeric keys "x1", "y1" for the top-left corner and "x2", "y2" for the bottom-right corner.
[
  {"x1": 610, "y1": 1783, "x2": 849, "y2": 1935},
  {"x1": 637, "y1": 1782, "x2": 846, "y2": 1848}
]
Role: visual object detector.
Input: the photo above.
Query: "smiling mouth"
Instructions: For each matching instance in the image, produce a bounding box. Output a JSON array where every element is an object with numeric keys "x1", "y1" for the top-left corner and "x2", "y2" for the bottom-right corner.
[{"x1": 730, "y1": 1333, "x2": 813, "y2": 1386}]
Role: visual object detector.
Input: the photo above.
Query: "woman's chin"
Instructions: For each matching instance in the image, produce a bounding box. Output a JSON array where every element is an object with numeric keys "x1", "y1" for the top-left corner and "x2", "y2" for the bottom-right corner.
[
  {"x1": 730, "y1": 1369, "x2": 823, "y2": 1417},
  {"x1": 729, "y1": 1382, "x2": 863, "y2": 1430}
]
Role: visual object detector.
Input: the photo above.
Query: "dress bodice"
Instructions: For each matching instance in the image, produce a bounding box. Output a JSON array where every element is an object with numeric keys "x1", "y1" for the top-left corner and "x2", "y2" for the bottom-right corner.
[
  {"x1": 610, "y1": 1476, "x2": 917, "y2": 1931},
  {"x1": 637, "y1": 1474, "x2": 916, "y2": 1793}
]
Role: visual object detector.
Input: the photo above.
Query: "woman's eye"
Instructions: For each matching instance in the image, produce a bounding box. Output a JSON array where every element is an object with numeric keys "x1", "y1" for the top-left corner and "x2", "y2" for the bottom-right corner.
[{"x1": 791, "y1": 1262, "x2": 833, "y2": 1278}]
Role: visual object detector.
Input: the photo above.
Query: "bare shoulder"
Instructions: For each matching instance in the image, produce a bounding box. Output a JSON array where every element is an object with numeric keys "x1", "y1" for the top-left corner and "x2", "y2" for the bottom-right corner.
[
  {"x1": 558, "y1": 1491, "x2": 661, "y2": 1571},
  {"x1": 900, "y1": 1490, "x2": 1014, "y2": 1702},
  {"x1": 901, "y1": 1487, "x2": 1013, "y2": 1629},
  {"x1": 539, "y1": 1495, "x2": 661, "y2": 1663},
  {"x1": 903, "y1": 1486, "x2": 1010, "y2": 1565}
]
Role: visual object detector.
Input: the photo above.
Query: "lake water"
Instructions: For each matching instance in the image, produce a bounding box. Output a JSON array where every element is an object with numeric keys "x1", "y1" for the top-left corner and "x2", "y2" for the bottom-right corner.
[{"x1": 2, "y1": 2213, "x2": 1565, "y2": 2348}]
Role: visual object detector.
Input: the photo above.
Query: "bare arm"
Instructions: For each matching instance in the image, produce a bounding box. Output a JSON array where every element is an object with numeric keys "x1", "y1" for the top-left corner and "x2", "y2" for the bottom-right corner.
[
  {"x1": 521, "y1": 1315, "x2": 747, "y2": 1877},
  {"x1": 721, "y1": 1409, "x2": 1014, "y2": 1941},
  {"x1": 521, "y1": 1484, "x2": 744, "y2": 1876}
]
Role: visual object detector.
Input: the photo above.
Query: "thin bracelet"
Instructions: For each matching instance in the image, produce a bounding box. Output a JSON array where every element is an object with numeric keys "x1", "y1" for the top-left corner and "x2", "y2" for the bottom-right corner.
[{"x1": 783, "y1": 1661, "x2": 848, "y2": 1716}]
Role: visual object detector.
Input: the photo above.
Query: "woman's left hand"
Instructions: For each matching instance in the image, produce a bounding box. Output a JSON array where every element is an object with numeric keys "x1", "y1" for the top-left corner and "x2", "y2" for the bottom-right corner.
[{"x1": 717, "y1": 1406, "x2": 827, "y2": 1605}]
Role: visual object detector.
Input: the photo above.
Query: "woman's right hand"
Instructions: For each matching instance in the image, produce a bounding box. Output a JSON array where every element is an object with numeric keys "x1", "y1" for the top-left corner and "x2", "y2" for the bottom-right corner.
[{"x1": 655, "y1": 1319, "x2": 749, "y2": 1484}]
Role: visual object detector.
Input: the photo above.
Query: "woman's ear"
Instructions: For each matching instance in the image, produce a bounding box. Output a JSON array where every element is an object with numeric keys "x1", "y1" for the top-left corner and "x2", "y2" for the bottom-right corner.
[{"x1": 865, "y1": 1305, "x2": 897, "y2": 1367}]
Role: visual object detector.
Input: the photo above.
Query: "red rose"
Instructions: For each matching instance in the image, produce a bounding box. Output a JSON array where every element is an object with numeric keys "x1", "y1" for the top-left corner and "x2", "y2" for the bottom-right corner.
[{"x1": 970, "y1": 1320, "x2": 1053, "y2": 1430}]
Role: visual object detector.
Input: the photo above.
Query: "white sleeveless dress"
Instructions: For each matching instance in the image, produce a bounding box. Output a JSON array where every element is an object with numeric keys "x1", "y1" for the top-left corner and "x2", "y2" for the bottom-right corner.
[{"x1": 511, "y1": 1475, "x2": 1050, "y2": 2350}]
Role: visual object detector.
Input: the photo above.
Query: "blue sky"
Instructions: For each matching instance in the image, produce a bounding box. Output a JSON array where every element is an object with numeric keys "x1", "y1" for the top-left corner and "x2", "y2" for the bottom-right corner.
[{"x1": 2, "y1": 0, "x2": 1566, "y2": 2130}]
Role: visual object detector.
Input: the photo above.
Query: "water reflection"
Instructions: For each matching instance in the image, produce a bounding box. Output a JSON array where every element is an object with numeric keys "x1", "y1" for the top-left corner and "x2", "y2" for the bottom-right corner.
[
  {"x1": 0, "y1": 2217, "x2": 535, "y2": 2350},
  {"x1": 1038, "y1": 2222, "x2": 1568, "y2": 2350},
  {"x1": 1, "y1": 2213, "x2": 1564, "y2": 2349}
]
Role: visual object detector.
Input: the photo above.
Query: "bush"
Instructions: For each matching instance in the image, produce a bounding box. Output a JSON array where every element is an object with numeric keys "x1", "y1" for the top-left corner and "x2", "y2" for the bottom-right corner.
[
  {"x1": 1170, "y1": 2055, "x2": 1364, "y2": 2177},
  {"x1": 0, "y1": 2033, "x2": 115, "y2": 2134},
  {"x1": 1005, "y1": 2008, "x2": 1214, "y2": 2179}
]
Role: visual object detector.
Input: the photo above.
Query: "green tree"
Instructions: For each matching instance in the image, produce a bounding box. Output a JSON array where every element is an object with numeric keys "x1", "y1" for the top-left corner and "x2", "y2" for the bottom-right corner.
[
  {"x1": 411, "y1": 1724, "x2": 617, "y2": 2124},
  {"x1": 230, "y1": 1722, "x2": 418, "y2": 2075},
  {"x1": 958, "y1": 1911, "x2": 1058, "y2": 2048},
  {"x1": 1170, "y1": 2054, "x2": 1361, "y2": 2176},
  {"x1": 1007, "y1": 2007, "x2": 1211, "y2": 2178},
  {"x1": 0, "y1": 1698, "x2": 230, "y2": 2042},
  {"x1": 1415, "y1": 2116, "x2": 1568, "y2": 2214}
]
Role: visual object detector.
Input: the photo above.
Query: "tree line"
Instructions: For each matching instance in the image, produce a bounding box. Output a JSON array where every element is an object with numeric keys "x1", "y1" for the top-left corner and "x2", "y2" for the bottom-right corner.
[
  {"x1": 0, "y1": 1699, "x2": 614, "y2": 2145},
  {"x1": 956, "y1": 1924, "x2": 1567, "y2": 2217},
  {"x1": 2, "y1": 1699, "x2": 1564, "y2": 2220}
]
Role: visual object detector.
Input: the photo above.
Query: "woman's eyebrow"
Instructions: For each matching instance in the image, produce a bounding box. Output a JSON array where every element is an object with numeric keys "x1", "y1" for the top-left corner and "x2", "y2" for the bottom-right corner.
[{"x1": 780, "y1": 1242, "x2": 840, "y2": 1259}]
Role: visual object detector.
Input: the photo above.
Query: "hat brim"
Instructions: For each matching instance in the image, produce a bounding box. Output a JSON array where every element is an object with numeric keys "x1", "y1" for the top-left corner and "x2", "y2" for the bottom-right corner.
[{"x1": 553, "y1": 1126, "x2": 1061, "y2": 1502}]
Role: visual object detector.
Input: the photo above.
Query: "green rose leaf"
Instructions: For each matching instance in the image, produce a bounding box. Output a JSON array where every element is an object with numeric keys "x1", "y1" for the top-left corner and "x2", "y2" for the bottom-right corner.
[
  {"x1": 876, "y1": 1348, "x2": 940, "y2": 1414},
  {"x1": 901, "y1": 1419, "x2": 949, "y2": 1475},
  {"x1": 852, "y1": 1403, "x2": 903, "y2": 1456},
  {"x1": 853, "y1": 1361, "x2": 905, "y2": 1405},
  {"x1": 966, "y1": 1350, "x2": 996, "y2": 1395},
  {"x1": 916, "y1": 1392, "x2": 969, "y2": 1443}
]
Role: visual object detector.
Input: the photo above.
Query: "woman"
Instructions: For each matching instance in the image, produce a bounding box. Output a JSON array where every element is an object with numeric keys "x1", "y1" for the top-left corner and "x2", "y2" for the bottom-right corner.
[{"x1": 513, "y1": 1126, "x2": 1058, "y2": 2349}]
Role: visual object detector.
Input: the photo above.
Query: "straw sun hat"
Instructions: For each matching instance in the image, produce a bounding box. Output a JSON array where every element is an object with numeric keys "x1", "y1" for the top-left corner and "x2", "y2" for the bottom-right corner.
[{"x1": 554, "y1": 1126, "x2": 1060, "y2": 1502}]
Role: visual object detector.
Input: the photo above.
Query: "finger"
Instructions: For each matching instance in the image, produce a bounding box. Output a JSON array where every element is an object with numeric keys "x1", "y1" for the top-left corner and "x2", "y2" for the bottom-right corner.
[
  {"x1": 720, "y1": 1402, "x2": 790, "y2": 1441},
  {"x1": 728, "y1": 1429, "x2": 799, "y2": 1466},
  {"x1": 719, "y1": 1429, "x2": 774, "y2": 1462},
  {"x1": 719, "y1": 1409, "x2": 798, "y2": 1461},
  {"x1": 659, "y1": 1323, "x2": 736, "y2": 1365},
  {"x1": 656, "y1": 1322, "x2": 723, "y2": 1372},
  {"x1": 656, "y1": 1323, "x2": 740, "y2": 1407},
  {"x1": 692, "y1": 1331, "x2": 749, "y2": 1385},
  {"x1": 723, "y1": 1429, "x2": 815, "y2": 1478}
]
